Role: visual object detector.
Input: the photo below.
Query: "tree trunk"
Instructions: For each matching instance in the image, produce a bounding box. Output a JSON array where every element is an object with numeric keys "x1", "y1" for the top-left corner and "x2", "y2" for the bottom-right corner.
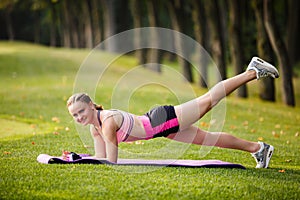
[
  {"x1": 62, "y1": 0, "x2": 71, "y2": 48},
  {"x1": 287, "y1": 0, "x2": 300, "y2": 67},
  {"x1": 82, "y1": 0, "x2": 93, "y2": 49},
  {"x1": 67, "y1": 3, "x2": 80, "y2": 48},
  {"x1": 205, "y1": 0, "x2": 227, "y2": 81},
  {"x1": 49, "y1": 3, "x2": 56, "y2": 47},
  {"x1": 191, "y1": 0, "x2": 209, "y2": 88},
  {"x1": 91, "y1": 0, "x2": 102, "y2": 46},
  {"x1": 33, "y1": 11, "x2": 41, "y2": 44},
  {"x1": 130, "y1": 0, "x2": 148, "y2": 66},
  {"x1": 102, "y1": 0, "x2": 117, "y2": 52},
  {"x1": 5, "y1": 7, "x2": 14, "y2": 41},
  {"x1": 70, "y1": 21, "x2": 80, "y2": 48},
  {"x1": 264, "y1": 0, "x2": 295, "y2": 106},
  {"x1": 252, "y1": 0, "x2": 275, "y2": 102},
  {"x1": 228, "y1": 0, "x2": 247, "y2": 98},
  {"x1": 167, "y1": 0, "x2": 193, "y2": 82},
  {"x1": 146, "y1": 0, "x2": 162, "y2": 72}
]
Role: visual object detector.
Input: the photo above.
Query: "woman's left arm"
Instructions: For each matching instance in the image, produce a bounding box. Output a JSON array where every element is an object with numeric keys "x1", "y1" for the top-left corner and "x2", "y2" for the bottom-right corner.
[{"x1": 101, "y1": 117, "x2": 119, "y2": 163}]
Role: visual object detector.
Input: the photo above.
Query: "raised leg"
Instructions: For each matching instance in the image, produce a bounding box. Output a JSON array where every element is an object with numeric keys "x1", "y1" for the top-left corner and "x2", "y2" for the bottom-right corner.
[{"x1": 174, "y1": 70, "x2": 256, "y2": 130}]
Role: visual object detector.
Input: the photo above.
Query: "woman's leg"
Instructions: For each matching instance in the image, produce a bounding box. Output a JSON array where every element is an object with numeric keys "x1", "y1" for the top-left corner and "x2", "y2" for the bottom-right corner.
[
  {"x1": 167, "y1": 126, "x2": 260, "y2": 153},
  {"x1": 174, "y1": 70, "x2": 256, "y2": 130},
  {"x1": 174, "y1": 56, "x2": 279, "y2": 131},
  {"x1": 170, "y1": 57, "x2": 279, "y2": 168}
]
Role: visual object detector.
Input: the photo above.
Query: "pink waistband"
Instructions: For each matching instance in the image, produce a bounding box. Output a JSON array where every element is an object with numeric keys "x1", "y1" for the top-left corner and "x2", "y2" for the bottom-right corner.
[
  {"x1": 137, "y1": 115, "x2": 179, "y2": 140},
  {"x1": 137, "y1": 116, "x2": 153, "y2": 140}
]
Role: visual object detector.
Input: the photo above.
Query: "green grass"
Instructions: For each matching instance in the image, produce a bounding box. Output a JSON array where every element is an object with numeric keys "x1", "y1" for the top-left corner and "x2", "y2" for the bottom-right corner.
[{"x1": 0, "y1": 41, "x2": 299, "y2": 199}]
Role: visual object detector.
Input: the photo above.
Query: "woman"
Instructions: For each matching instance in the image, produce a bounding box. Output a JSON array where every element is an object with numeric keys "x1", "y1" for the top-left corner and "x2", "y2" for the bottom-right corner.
[{"x1": 67, "y1": 57, "x2": 279, "y2": 168}]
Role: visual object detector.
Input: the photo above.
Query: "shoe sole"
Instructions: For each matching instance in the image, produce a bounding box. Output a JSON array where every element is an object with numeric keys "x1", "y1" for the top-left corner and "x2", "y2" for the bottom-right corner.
[
  {"x1": 263, "y1": 145, "x2": 274, "y2": 168},
  {"x1": 251, "y1": 57, "x2": 279, "y2": 78}
]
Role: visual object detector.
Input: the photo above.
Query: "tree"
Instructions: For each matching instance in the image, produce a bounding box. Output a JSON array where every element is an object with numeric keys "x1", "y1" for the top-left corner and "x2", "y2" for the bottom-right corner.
[
  {"x1": 30, "y1": 0, "x2": 50, "y2": 44},
  {"x1": 205, "y1": 0, "x2": 227, "y2": 81},
  {"x1": 167, "y1": 0, "x2": 193, "y2": 82},
  {"x1": 82, "y1": 0, "x2": 93, "y2": 49},
  {"x1": 228, "y1": 0, "x2": 247, "y2": 98},
  {"x1": 252, "y1": 0, "x2": 276, "y2": 102},
  {"x1": 287, "y1": 0, "x2": 300, "y2": 67},
  {"x1": 264, "y1": 0, "x2": 295, "y2": 106},
  {"x1": 191, "y1": 0, "x2": 209, "y2": 88},
  {"x1": 101, "y1": 0, "x2": 118, "y2": 52},
  {"x1": 91, "y1": 0, "x2": 102, "y2": 46},
  {"x1": 146, "y1": 0, "x2": 163, "y2": 72},
  {"x1": 129, "y1": 0, "x2": 148, "y2": 66},
  {"x1": 49, "y1": 1, "x2": 58, "y2": 47},
  {"x1": 61, "y1": 0, "x2": 71, "y2": 48},
  {"x1": 0, "y1": 0, "x2": 17, "y2": 40}
]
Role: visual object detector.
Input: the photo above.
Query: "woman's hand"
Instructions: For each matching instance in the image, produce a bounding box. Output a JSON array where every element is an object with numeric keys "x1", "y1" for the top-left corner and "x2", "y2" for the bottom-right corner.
[{"x1": 62, "y1": 150, "x2": 70, "y2": 161}]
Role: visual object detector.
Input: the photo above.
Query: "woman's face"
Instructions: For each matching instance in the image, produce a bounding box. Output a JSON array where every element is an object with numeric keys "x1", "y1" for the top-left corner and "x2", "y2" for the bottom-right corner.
[{"x1": 68, "y1": 101, "x2": 94, "y2": 126}]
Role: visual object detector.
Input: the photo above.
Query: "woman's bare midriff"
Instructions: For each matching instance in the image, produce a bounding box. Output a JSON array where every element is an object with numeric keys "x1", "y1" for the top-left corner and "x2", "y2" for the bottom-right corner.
[{"x1": 124, "y1": 115, "x2": 147, "y2": 142}]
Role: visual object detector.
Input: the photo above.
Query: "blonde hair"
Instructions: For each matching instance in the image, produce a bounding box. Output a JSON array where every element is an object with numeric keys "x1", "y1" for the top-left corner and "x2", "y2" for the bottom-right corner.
[{"x1": 67, "y1": 93, "x2": 103, "y2": 110}]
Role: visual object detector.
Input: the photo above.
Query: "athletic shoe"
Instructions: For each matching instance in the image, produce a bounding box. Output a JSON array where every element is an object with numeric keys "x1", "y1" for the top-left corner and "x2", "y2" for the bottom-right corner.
[
  {"x1": 251, "y1": 141, "x2": 274, "y2": 168},
  {"x1": 247, "y1": 57, "x2": 279, "y2": 79}
]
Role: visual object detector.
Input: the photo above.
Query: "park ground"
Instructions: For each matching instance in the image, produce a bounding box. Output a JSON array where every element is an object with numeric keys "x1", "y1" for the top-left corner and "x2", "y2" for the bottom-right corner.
[{"x1": 0, "y1": 41, "x2": 299, "y2": 199}]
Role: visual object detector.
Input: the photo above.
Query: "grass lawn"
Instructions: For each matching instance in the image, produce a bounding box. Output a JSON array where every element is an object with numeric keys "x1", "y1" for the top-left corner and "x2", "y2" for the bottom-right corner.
[{"x1": 0, "y1": 41, "x2": 299, "y2": 199}]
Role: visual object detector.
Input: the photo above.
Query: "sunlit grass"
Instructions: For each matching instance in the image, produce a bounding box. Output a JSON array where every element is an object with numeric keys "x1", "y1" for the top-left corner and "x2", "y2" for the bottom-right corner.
[{"x1": 0, "y1": 41, "x2": 299, "y2": 199}]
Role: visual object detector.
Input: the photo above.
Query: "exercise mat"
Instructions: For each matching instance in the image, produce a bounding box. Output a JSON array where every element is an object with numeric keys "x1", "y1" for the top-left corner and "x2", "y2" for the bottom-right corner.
[{"x1": 37, "y1": 154, "x2": 246, "y2": 169}]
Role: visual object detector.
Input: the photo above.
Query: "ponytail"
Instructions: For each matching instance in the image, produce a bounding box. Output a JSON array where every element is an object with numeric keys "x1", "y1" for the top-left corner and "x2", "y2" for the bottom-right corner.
[{"x1": 94, "y1": 103, "x2": 104, "y2": 110}]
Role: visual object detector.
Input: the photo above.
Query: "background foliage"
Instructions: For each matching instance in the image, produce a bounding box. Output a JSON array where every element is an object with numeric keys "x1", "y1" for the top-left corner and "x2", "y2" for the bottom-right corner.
[{"x1": 0, "y1": 0, "x2": 299, "y2": 106}]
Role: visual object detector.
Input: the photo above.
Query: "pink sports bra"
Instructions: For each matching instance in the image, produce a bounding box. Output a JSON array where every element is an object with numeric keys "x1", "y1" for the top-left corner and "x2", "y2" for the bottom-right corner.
[{"x1": 97, "y1": 110, "x2": 134, "y2": 143}]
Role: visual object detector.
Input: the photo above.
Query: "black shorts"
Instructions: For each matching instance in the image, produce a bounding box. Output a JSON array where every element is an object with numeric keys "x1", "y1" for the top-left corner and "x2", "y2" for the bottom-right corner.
[{"x1": 139, "y1": 105, "x2": 180, "y2": 139}]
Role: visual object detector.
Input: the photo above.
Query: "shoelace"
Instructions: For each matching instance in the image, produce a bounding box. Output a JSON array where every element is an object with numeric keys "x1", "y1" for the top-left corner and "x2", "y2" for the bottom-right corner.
[
  {"x1": 258, "y1": 70, "x2": 269, "y2": 78},
  {"x1": 252, "y1": 150, "x2": 264, "y2": 164},
  {"x1": 258, "y1": 69, "x2": 276, "y2": 79}
]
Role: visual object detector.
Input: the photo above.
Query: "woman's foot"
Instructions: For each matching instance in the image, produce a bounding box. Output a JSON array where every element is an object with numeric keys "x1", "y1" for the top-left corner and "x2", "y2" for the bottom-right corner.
[
  {"x1": 247, "y1": 57, "x2": 279, "y2": 79},
  {"x1": 251, "y1": 141, "x2": 274, "y2": 168}
]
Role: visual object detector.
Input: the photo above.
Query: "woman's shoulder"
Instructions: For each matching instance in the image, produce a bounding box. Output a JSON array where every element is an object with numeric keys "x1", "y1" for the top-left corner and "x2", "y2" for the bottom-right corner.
[
  {"x1": 102, "y1": 109, "x2": 122, "y2": 117},
  {"x1": 104, "y1": 109, "x2": 133, "y2": 116},
  {"x1": 101, "y1": 109, "x2": 124, "y2": 124}
]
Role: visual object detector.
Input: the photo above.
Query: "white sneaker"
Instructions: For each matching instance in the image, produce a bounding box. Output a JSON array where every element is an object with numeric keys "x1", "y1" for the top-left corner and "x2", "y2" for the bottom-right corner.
[
  {"x1": 247, "y1": 57, "x2": 279, "y2": 80},
  {"x1": 251, "y1": 141, "x2": 274, "y2": 168}
]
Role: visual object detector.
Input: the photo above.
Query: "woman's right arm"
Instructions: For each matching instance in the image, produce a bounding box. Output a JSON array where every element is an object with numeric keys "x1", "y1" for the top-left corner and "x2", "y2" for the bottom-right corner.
[{"x1": 90, "y1": 126, "x2": 107, "y2": 159}]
